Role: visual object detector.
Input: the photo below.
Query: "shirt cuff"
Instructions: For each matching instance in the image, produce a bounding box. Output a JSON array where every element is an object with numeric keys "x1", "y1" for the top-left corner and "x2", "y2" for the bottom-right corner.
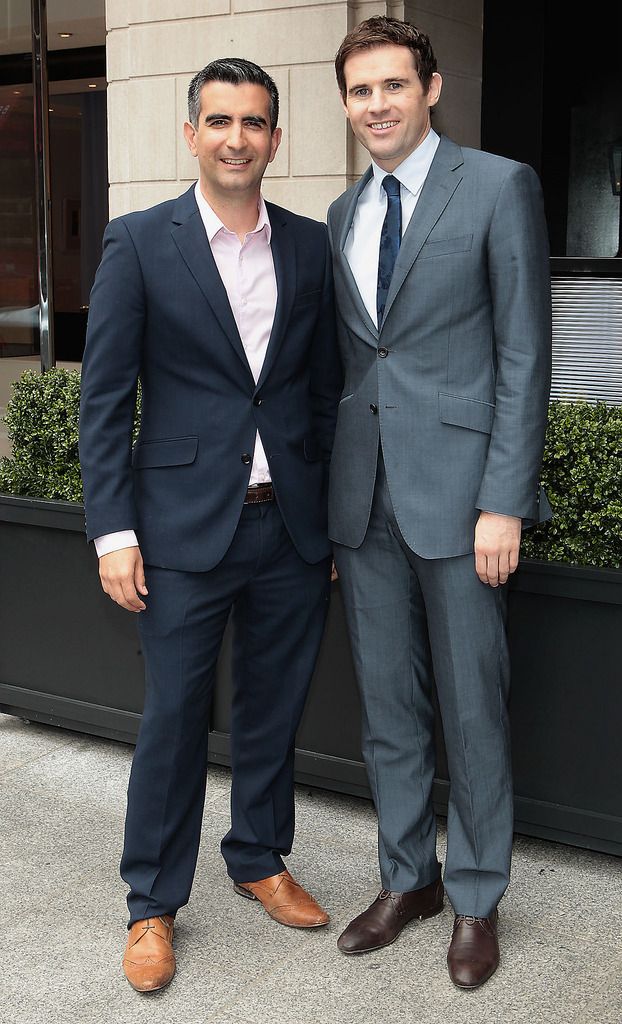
[{"x1": 94, "y1": 531, "x2": 139, "y2": 558}]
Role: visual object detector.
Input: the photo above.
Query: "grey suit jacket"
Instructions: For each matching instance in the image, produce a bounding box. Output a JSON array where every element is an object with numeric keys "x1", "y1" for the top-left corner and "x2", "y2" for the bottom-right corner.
[{"x1": 327, "y1": 135, "x2": 552, "y2": 558}]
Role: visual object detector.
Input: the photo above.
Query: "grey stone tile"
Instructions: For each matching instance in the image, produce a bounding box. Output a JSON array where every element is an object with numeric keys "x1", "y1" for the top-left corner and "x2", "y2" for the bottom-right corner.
[
  {"x1": 566, "y1": 963, "x2": 622, "y2": 1024},
  {"x1": 505, "y1": 834, "x2": 622, "y2": 953},
  {"x1": 0, "y1": 714, "x2": 77, "y2": 775}
]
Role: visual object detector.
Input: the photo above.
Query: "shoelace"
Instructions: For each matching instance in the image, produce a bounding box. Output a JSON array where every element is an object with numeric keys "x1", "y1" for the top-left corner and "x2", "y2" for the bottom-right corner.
[
  {"x1": 454, "y1": 914, "x2": 493, "y2": 933},
  {"x1": 378, "y1": 889, "x2": 397, "y2": 901},
  {"x1": 132, "y1": 917, "x2": 171, "y2": 946}
]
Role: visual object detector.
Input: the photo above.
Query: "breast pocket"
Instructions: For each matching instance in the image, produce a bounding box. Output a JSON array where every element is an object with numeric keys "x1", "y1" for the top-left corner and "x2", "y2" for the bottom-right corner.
[
  {"x1": 292, "y1": 289, "x2": 322, "y2": 309},
  {"x1": 419, "y1": 234, "x2": 473, "y2": 260}
]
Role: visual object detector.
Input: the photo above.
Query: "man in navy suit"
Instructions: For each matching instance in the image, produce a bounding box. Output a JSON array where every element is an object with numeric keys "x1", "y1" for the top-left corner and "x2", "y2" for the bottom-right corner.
[{"x1": 79, "y1": 58, "x2": 342, "y2": 993}]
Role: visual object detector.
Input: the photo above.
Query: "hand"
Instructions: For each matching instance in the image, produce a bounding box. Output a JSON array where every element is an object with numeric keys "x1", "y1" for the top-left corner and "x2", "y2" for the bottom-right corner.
[
  {"x1": 331, "y1": 559, "x2": 339, "y2": 582},
  {"x1": 474, "y1": 512, "x2": 521, "y2": 587},
  {"x1": 99, "y1": 546, "x2": 148, "y2": 612}
]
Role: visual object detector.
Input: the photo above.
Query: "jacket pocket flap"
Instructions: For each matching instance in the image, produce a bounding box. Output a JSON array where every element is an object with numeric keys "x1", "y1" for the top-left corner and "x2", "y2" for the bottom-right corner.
[
  {"x1": 132, "y1": 436, "x2": 199, "y2": 469},
  {"x1": 419, "y1": 234, "x2": 473, "y2": 259},
  {"x1": 439, "y1": 393, "x2": 495, "y2": 434}
]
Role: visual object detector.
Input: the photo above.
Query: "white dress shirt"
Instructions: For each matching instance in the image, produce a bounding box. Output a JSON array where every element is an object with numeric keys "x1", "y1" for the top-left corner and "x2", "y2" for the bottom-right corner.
[
  {"x1": 94, "y1": 183, "x2": 277, "y2": 558},
  {"x1": 344, "y1": 128, "x2": 440, "y2": 327}
]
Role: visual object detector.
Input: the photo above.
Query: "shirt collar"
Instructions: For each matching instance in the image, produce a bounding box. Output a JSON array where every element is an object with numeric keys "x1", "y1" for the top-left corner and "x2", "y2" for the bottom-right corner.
[
  {"x1": 371, "y1": 128, "x2": 440, "y2": 200},
  {"x1": 193, "y1": 181, "x2": 272, "y2": 243}
]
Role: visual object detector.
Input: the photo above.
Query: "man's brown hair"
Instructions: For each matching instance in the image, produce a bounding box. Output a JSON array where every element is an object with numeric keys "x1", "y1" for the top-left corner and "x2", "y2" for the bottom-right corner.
[{"x1": 335, "y1": 16, "x2": 437, "y2": 99}]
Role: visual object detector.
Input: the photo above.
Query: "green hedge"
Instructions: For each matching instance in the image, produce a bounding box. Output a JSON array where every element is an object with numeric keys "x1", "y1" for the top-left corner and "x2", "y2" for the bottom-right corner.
[
  {"x1": 0, "y1": 369, "x2": 83, "y2": 502},
  {"x1": 1, "y1": 372, "x2": 622, "y2": 568},
  {"x1": 0, "y1": 367, "x2": 140, "y2": 504},
  {"x1": 521, "y1": 401, "x2": 622, "y2": 569}
]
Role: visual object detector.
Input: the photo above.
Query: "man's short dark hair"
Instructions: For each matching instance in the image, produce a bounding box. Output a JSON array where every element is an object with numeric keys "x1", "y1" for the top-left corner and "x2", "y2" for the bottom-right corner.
[
  {"x1": 188, "y1": 58, "x2": 279, "y2": 131},
  {"x1": 335, "y1": 16, "x2": 437, "y2": 100}
]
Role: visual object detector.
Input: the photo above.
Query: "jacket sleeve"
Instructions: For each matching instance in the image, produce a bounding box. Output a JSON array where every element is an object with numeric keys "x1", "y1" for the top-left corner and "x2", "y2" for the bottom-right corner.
[
  {"x1": 308, "y1": 228, "x2": 343, "y2": 463},
  {"x1": 79, "y1": 217, "x2": 144, "y2": 542},
  {"x1": 476, "y1": 161, "x2": 552, "y2": 521}
]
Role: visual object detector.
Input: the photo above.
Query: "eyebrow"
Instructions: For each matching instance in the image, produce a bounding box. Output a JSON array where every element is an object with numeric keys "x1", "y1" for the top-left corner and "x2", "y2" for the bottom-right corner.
[
  {"x1": 202, "y1": 113, "x2": 268, "y2": 127},
  {"x1": 347, "y1": 76, "x2": 410, "y2": 95}
]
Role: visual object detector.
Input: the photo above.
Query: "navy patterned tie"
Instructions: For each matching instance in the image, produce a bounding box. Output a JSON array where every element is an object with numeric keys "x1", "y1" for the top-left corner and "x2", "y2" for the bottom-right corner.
[{"x1": 376, "y1": 174, "x2": 402, "y2": 328}]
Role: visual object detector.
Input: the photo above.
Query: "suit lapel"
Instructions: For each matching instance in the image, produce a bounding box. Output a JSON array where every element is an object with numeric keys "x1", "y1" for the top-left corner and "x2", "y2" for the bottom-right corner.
[
  {"x1": 170, "y1": 186, "x2": 254, "y2": 381},
  {"x1": 256, "y1": 204, "x2": 296, "y2": 390},
  {"x1": 333, "y1": 168, "x2": 379, "y2": 346},
  {"x1": 381, "y1": 136, "x2": 464, "y2": 326}
]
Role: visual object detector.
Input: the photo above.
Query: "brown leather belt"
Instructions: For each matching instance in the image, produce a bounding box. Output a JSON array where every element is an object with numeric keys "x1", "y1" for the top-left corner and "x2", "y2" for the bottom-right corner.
[{"x1": 244, "y1": 482, "x2": 274, "y2": 504}]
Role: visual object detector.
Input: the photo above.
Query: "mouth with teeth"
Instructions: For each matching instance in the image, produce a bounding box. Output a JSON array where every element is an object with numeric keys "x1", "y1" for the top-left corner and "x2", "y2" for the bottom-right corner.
[
  {"x1": 221, "y1": 158, "x2": 251, "y2": 165},
  {"x1": 368, "y1": 120, "x2": 399, "y2": 131}
]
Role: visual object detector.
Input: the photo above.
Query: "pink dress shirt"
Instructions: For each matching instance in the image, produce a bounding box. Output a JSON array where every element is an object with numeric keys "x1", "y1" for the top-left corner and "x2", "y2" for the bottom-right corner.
[{"x1": 94, "y1": 184, "x2": 278, "y2": 557}]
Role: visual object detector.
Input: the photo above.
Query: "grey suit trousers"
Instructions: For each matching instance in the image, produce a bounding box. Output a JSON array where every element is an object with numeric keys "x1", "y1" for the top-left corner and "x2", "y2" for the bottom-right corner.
[{"x1": 334, "y1": 456, "x2": 513, "y2": 917}]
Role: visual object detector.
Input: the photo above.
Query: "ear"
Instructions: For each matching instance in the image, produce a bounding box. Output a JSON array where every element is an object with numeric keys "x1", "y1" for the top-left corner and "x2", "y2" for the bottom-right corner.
[
  {"x1": 340, "y1": 92, "x2": 350, "y2": 119},
  {"x1": 268, "y1": 126, "x2": 282, "y2": 164},
  {"x1": 183, "y1": 120, "x2": 198, "y2": 156},
  {"x1": 427, "y1": 72, "x2": 442, "y2": 109}
]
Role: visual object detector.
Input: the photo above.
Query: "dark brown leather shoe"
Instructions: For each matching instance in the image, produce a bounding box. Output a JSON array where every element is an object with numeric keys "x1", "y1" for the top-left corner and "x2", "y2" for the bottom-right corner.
[
  {"x1": 337, "y1": 877, "x2": 444, "y2": 954},
  {"x1": 447, "y1": 909, "x2": 499, "y2": 989}
]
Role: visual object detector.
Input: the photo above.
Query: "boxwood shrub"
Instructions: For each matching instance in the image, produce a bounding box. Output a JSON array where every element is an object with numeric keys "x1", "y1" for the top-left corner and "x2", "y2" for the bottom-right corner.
[
  {"x1": 0, "y1": 367, "x2": 140, "y2": 504},
  {"x1": 522, "y1": 401, "x2": 622, "y2": 569},
  {"x1": 0, "y1": 368, "x2": 83, "y2": 502}
]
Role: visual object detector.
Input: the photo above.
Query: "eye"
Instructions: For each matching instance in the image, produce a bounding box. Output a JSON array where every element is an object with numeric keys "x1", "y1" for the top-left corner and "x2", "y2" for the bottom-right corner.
[
  {"x1": 353, "y1": 87, "x2": 370, "y2": 98},
  {"x1": 387, "y1": 82, "x2": 402, "y2": 91}
]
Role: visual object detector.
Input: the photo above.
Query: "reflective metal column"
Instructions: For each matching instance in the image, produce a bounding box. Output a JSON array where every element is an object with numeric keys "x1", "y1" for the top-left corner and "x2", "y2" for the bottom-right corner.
[{"x1": 31, "y1": 0, "x2": 55, "y2": 370}]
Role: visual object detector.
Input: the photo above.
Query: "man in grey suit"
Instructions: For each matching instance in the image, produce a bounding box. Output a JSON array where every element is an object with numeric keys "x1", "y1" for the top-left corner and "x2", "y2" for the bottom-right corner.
[{"x1": 327, "y1": 17, "x2": 551, "y2": 988}]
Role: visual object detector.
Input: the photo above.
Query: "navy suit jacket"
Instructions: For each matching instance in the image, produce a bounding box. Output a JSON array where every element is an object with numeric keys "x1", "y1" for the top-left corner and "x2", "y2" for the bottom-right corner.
[{"x1": 80, "y1": 185, "x2": 342, "y2": 571}]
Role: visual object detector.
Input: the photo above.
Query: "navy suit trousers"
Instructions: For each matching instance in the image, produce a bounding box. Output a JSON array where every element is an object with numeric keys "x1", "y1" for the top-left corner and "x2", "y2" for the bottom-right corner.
[{"x1": 120, "y1": 500, "x2": 331, "y2": 925}]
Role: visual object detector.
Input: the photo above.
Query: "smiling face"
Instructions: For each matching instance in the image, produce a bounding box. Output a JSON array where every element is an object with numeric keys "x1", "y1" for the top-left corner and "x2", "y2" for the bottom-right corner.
[
  {"x1": 342, "y1": 44, "x2": 442, "y2": 172},
  {"x1": 183, "y1": 80, "x2": 281, "y2": 203}
]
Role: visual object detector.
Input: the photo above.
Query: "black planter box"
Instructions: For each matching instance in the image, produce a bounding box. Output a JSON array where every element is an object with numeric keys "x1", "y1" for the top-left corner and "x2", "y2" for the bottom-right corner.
[{"x1": 1, "y1": 495, "x2": 621, "y2": 856}]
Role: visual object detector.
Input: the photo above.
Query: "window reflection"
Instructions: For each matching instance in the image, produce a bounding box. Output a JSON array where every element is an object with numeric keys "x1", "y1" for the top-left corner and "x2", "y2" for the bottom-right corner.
[{"x1": 0, "y1": 85, "x2": 39, "y2": 357}]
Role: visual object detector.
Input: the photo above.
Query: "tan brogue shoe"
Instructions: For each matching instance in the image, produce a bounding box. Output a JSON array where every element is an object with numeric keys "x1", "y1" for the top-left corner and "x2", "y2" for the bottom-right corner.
[
  {"x1": 122, "y1": 915, "x2": 176, "y2": 992},
  {"x1": 234, "y1": 869, "x2": 329, "y2": 928}
]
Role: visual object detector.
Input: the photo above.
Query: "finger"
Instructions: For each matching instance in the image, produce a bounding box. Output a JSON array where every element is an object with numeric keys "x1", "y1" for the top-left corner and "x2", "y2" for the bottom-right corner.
[
  {"x1": 508, "y1": 545, "x2": 520, "y2": 575},
  {"x1": 486, "y1": 554, "x2": 500, "y2": 588},
  {"x1": 474, "y1": 548, "x2": 488, "y2": 584},
  {"x1": 120, "y1": 577, "x2": 146, "y2": 612},
  {"x1": 135, "y1": 556, "x2": 149, "y2": 596},
  {"x1": 102, "y1": 573, "x2": 144, "y2": 612},
  {"x1": 498, "y1": 550, "x2": 511, "y2": 586},
  {"x1": 107, "y1": 579, "x2": 135, "y2": 610}
]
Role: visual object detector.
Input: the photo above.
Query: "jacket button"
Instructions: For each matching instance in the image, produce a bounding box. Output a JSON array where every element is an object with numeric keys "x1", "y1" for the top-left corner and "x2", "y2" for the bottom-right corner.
[
  {"x1": 378, "y1": 347, "x2": 389, "y2": 358},
  {"x1": 253, "y1": 396, "x2": 262, "y2": 406},
  {"x1": 370, "y1": 404, "x2": 378, "y2": 414},
  {"x1": 241, "y1": 453, "x2": 251, "y2": 465}
]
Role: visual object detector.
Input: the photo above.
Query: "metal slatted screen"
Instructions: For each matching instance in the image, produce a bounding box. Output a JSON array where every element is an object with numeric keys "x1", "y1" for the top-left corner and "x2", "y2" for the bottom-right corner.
[{"x1": 551, "y1": 275, "x2": 622, "y2": 405}]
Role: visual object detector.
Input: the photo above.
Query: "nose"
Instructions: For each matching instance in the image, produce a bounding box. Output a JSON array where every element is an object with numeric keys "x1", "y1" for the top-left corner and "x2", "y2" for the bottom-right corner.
[
  {"x1": 367, "y1": 86, "x2": 389, "y2": 116},
  {"x1": 225, "y1": 122, "x2": 245, "y2": 150}
]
